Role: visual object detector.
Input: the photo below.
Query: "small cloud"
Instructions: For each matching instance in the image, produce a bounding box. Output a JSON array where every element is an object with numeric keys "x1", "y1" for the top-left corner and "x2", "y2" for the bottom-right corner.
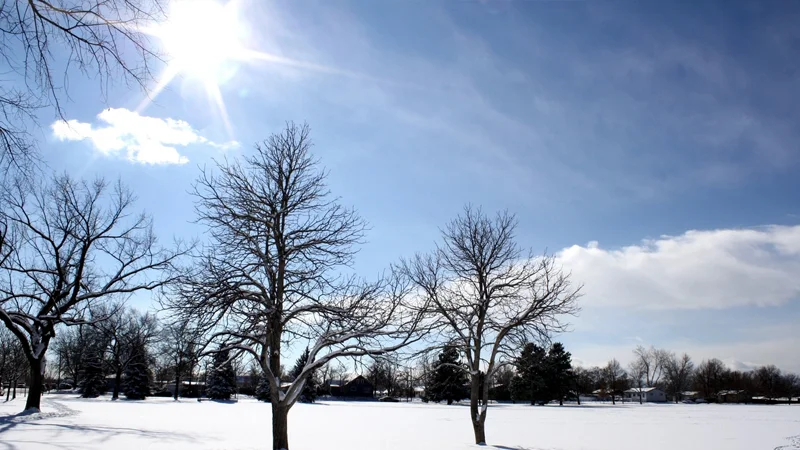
[{"x1": 51, "y1": 108, "x2": 239, "y2": 165}]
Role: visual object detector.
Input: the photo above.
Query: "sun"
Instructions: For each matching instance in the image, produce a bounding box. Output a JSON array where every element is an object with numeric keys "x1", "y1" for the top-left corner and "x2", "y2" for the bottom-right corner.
[
  {"x1": 139, "y1": 0, "x2": 249, "y2": 133},
  {"x1": 137, "y1": 0, "x2": 370, "y2": 137},
  {"x1": 154, "y1": 0, "x2": 245, "y2": 82}
]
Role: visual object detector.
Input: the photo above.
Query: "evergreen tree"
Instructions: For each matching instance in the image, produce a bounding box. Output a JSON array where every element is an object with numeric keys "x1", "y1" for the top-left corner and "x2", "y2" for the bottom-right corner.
[
  {"x1": 206, "y1": 347, "x2": 237, "y2": 400},
  {"x1": 289, "y1": 347, "x2": 317, "y2": 403},
  {"x1": 510, "y1": 343, "x2": 548, "y2": 405},
  {"x1": 123, "y1": 337, "x2": 151, "y2": 400},
  {"x1": 79, "y1": 329, "x2": 108, "y2": 398},
  {"x1": 545, "y1": 342, "x2": 573, "y2": 406},
  {"x1": 255, "y1": 374, "x2": 271, "y2": 401},
  {"x1": 425, "y1": 346, "x2": 468, "y2": 405}
]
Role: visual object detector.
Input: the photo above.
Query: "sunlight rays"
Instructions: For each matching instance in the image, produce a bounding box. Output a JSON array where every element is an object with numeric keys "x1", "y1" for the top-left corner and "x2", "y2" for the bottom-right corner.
[{"x1": 139, "y1": 0, "x2": 402, "y2": 141}]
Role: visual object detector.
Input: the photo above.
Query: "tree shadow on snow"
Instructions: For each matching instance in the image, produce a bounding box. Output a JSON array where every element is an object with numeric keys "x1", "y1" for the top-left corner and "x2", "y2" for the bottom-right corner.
[
  {"x1": 204, "y1": 399, "x2": 238, "y2": 404},
  {"x1": 493, "y1": 446, "x2": 532, "y2": 450},
  {"x1": 0, "y1": 420, "x2": 200, "y2": 450}
]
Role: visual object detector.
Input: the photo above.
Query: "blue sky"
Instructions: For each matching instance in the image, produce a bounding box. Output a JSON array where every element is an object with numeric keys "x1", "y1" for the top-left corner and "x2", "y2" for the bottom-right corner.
[{"x1": 39, "y1": 0, "x2": 800, "y2": 371}]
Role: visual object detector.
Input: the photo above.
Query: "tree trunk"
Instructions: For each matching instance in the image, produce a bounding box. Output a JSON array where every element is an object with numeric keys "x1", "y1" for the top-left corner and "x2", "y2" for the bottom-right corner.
[
  {"x1": 611, "y1": 391, "x2": 616, "y2": 405},
  {"x1": 25, "y1": 358, "x2": 43, "y2": 411},
  {"x1": 576, "y1": 393, "x2": 581, "y2": 405},
  {"x1": 174, "y1": 368, "x2": 181, "y2": 400},
  {"x1": 112, "y1": 368, "x2": 123, "y2": 400},
  {"x1": 469, "y1": 373, "x2": 486, "y2": 445},
  {"x1": 272, "y1": 402, "x2": 290, "y2": 450}
]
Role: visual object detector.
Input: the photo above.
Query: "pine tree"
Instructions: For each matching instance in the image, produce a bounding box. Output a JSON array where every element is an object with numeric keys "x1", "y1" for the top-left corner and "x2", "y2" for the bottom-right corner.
[
  {"x1": 255, "y1": 374, "x2": 271, "y2": 401},
  {"x1": 123, "y1": 338, "x2": 151, "y2": 400},
  {"x1": 289, "y1": 347, "x2": 317, "y2": 403},
  {"x1": 425, "y1": 346, "x2": 468, "y2": 405},
  {"x1": 545, "y1": 342, "x2": 573, "y2": 406},
  {"x1": 79, "y1": 329, "x2": 107, "y2": 398},
  {"x1": 510, "y1": 343, "x2": 548, "y2": 405},
  {"x1": 206, "y1": 347, "x2": 237, "y2": 400}
]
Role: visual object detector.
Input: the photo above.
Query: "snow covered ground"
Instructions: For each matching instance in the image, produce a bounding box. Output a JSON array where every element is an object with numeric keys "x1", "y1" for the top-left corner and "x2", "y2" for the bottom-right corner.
[{"x1": 1, "y1": 394, "x2": 799, "y2": 449}]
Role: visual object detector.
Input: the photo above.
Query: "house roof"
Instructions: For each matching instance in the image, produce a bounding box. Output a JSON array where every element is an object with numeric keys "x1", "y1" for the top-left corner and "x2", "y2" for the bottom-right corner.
[
  {"x1": 325, "y1": 379, "x2": 346, "y2": 387},
  {"x1": 625, "y1": 387, "x2": 661, "y2": 393},
  {"x1": 718, "y1": 390, "x2": 746, "y2": 395},
  {"x1": 681, "y1": 391, "x2": 699, "y2": 396}
]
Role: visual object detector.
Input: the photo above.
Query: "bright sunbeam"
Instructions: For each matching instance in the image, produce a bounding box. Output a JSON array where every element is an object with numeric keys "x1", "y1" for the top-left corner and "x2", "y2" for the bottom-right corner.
[
  {"x1": 138, "y1": 0, "x2": 397, "y2": 137},
  {"x1": 139, "y1": 0, "x2": 247, "y2": 125},
  {"x1": 158, "y1": 0, "x2": 244, "y2": 80}
]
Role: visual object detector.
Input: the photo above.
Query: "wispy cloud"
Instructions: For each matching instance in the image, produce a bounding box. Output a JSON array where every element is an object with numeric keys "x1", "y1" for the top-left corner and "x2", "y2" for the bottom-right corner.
[
  {"x1": 558, "y1": 226, "x2": 800, "y2": 310},
  {"x1": 51, "y1": 108, "x2": 239, "y2": 165}
]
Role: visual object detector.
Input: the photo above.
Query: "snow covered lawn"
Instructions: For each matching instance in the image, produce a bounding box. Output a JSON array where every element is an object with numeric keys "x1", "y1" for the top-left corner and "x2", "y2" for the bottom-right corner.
[{"x1": 1, "y1": 395, "x2": 799, "y2": 449}]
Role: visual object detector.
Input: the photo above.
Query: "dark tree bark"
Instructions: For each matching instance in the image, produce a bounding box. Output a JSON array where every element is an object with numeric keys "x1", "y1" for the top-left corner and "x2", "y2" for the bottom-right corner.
[
  {"x1": 25, "y1": 358, "x2": 43, "y2": 410},
  {"x1": 272, "y1": 402, "x2": 290, "y2": 450}
]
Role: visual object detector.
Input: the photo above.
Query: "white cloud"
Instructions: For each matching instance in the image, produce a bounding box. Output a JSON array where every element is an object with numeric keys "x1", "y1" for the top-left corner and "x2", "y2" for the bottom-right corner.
[
  {"x1": 558, "y1": 226, "x2": 800, "y2": 310},
  {"x1": 51, "y1": 108, "x2": 239, "y2": 165}
]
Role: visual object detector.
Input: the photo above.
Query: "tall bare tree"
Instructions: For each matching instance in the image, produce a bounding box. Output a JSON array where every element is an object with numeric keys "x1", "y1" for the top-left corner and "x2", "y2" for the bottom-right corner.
[
  {"x1": 50, "y1": 324, "x2": 87, "y2": 389},
  {"x1": 400, "y1": 206, "x2": 581, "y2": 445},
  {"x1": 95, "y1": 305, "x2": 159, "y2": 400},
  {"x1": 164, "y1": 122, "x2": 423, "y2": 450},
  {"x1": 158, "y1": 320, "x2": 200, "y2": 400},
  {"x1": 663, "y1": 353, "x2": 694, "y2": 403},
  {"x1": 1, "y1": 326, "x2": 28, "y2": 399},
  {"x1": 628, "y1": 360, "x2": 646, "y2": 404},
  {"x1": 602, "y1": 358, "x2": 627, "y2": 405},
  {"x1": 755, "y1": 365, "x2": 782, "y2": 399},
  {"x1": 0, "y1": 0, "x2": 163, "y2": 171},
  {"x1": 693, "y1": 358, "x2": 727, "y2": 400},
  {"x1": 0, "y1": 174, "x2": 182, "y2": 411},
  {"x1": 632, "y1": 345, "x2": 669, "y2": 387}
]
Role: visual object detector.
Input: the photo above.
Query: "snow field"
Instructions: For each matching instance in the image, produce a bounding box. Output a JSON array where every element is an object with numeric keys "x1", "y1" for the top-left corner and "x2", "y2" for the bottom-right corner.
[{"x1": 1, "y1": 394, "x2": 799, "y2": 449}]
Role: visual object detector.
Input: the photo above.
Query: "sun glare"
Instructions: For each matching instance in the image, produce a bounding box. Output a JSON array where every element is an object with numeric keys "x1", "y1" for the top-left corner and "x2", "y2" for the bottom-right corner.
[
  {"x1": 155, "y1": 0, "x2": 245, "y2": 81},
  {"x1": 138, "y1": 0, "x2": 371, "y2": 138}
]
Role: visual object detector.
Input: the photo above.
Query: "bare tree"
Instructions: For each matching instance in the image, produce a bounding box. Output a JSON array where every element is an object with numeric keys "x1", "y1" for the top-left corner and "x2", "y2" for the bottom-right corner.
[
  {"x1": 628, "y1": 360, "x2": 646, "y2": 404},
  {"x1": 401, "y1": 206, "x2": 581, "y2": 445},
  {"x1": 1, "y1": 326, "x2": 28, "y2": 399},
  {"x1": 693, "y1": 358, "x2": 727, "y2": 400},
  {"x1": 164, "y1": 123, "x2": 423, "y2": 450},
  {"x1": 0, "y1": 0, "x2": 164, "y2": 171},
  {"x1": 783, "y1": 373, "x2": 799, "y2": 404},
  {"x1": 602, "y1": 358, "x2": 627, "y2": 405},
  {"x1": 158, "y1": 320, "x2": 200, "y2": 400},
  {"x1": 95, "y1": 305, "x2": 159, "y2": 400},
  {"x1": 663, "y1": 353, "x2": 694, "y2": 403},
  {"x1": 0, "y1": 174, "x2": 182, "y2": 411},
  {"x1": 755, "y1": 365, "x2": 782, "y2": 400},
  {"x1": 50, "y1": 324, "x2": 87, "y2": 389},
  {"x1": 572, "y1": 366, "x2": 600, "y2": 405},
  {"x1": 632, "y1": 345, "x2": 669, "y2": 387}
]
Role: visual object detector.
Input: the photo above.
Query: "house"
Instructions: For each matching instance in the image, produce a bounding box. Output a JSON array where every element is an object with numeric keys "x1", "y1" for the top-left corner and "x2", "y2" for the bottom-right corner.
[
  {"x1": 717, "y1": 390, "x2": 750, "y2": 403},
  {"x1": 592, "y1": 389, "x2": 614, "y2": 402},
  {"x1": 165, "y1": 381, "x2": 206, "y2": 397},
  {"x1": 623, "y1": 387, "x2": 666, "y2": 403},
  {"x1": 680, "y1": 391, "x2": 703, "y2": 402},
  {"x1": 326, "y1": 375, "x2": 374, "y2": 397}
]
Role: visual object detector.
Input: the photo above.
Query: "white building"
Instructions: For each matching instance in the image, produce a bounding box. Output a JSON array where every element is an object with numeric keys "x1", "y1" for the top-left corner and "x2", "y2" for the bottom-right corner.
[{"x1": 623, "y1": 387, "x2": 666, "y2": 403}]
